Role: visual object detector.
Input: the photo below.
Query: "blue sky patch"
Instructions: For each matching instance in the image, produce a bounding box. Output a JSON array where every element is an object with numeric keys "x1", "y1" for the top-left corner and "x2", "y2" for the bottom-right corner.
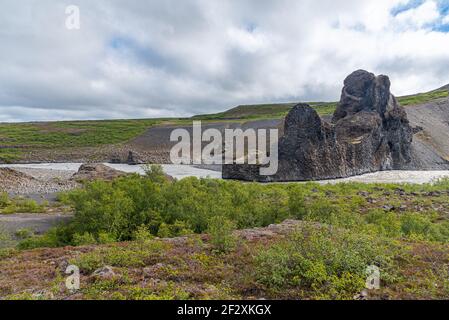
[
  {"x1": 108, "y1": 36, "x2": 170, "y2": 68},
  {"x1": 436, "y1": 0, "x2": 449, "y2": 15},
  {"x1": 391, "y1": 0, "x2": 425, "y2": 16}
]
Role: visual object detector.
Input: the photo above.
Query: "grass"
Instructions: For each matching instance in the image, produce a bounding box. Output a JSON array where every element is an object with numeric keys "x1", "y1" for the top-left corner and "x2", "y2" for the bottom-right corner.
[
  {"x1": 193, "y1": 87, "x2": 449, "y2": 121},
  {"x1": 0, "y1": 192, "x2": 48, "y2": 214},
  {"x1": 0, "y1": 119, "x2": 162, "y2": 148},
  {"x1": 193, "y1": 102, "x2": 338, "y2": 121},
  {"x1": 0, "y1": 119, "x2": 161, "y2": 163},
  {"x1": 192, "y1": 103, "x2": 298, "y2": 120},
  {"x1": 397, "y1": 88, "x2": 449, "y2": 107}
]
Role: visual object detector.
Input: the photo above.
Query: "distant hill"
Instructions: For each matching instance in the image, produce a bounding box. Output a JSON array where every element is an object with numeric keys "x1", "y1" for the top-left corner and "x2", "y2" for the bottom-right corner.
[
  {"x1": 192, "y1": 102, "x2": 337, "y2": 121},
  {"x1": 397, "y1": 87, "x2": 448, "y2": 107},
  {"x1": 193, "y1": 86, "x2": 449, "y2": 121}
]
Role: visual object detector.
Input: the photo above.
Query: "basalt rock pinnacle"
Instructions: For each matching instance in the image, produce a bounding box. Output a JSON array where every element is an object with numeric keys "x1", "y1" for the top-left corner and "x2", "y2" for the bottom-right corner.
[{"x1": 222, "y1": 70, "x2": 413, "y2": 181}]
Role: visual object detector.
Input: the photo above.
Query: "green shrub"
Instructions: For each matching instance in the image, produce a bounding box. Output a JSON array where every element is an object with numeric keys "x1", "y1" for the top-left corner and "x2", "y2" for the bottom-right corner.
[
  {"x1": 133, "y1": 225, "x2": 154, "y2": 243},
  {"x1": 143, "y1": 164, "x2": 168, "y2": 184},
  {"x1": 400, "y1": 213, "x2": 449, "y2": 242},
  {"x1": 288, "y1": 185, "x2": 307, "y2": 219},
  {"x1": 72, "y1": 241, "x2": 170, "y2": 273},
  {"x1": 401, "y1": 213, "x2": 432, "y2": 239},
  {"x1": 28, "y1": 174, "x2": 449, "y2": 249},
  {"x1": 207, "y1": 216, "x2": 236, "y2": 253},
  {"x1": 254, "y1": 225, "x2": 397, "y2": 299},
  {"x1": 1, "y1": 197, "x2": 46, "y2": 214},
  {"x1": 365, "y1": 210, "x2": 402, "y2": 238},
  {"x1": 0, "y1": 192, "x2": 10, "y2": 207},
  {"x1": 72, "y1": 232, "x2": 97, "y2": 246},
  {"x1": 0, "y1": 247, "x2": 17, "y2": 259},
  {"x1": 0, "y1": 228, "x2": 15, "y2": 249},
  {"x1": 17, "y1": 228, "x2": 65, "y2": 250},
  {"x1": 14, "y1": 229, "x2": 34, "y2": 240},
  {"x1": 98, "y1": 232, "x2": 117, "y2": 244},
  {"x1": 157, "y1": 221, "x2": 193, "y2": 238}
]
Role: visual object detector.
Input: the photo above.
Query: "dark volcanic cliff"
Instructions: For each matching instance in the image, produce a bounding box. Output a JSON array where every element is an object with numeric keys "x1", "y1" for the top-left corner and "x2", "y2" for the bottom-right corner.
[{"x1": 222, "y1": 70, "x2": 415, "y2": 182}]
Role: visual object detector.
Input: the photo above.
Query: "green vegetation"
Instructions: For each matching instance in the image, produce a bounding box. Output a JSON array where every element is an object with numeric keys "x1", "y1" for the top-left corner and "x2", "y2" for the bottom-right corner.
[
  {"x1": 308, "y1": 102, "x2": 339, "y2": 116},
  {"x1": 254, "y1": 226, "x2": 397, "y2": 299},
  {"x1": 3, "y1": 167, "x2": 449, "y2": 299},
  {"x1": 0, "y1": 229, "x2": 16, "y2": 250},
  {"x1": 398, "y1": 88, "x2": 449, "y2": 106},
  {"x1": 72, "y1": 241, "x2": 171, "y2": 273},
  {"x1": 0, "y1": 192, "x2": 47, "y2": 214},
  {"x1": 193, "y1": 102, "x2": 337, "y2": 121},
  {"x1": 207, "y1": 216, "x2": 236, "y2": 252},
  {"x1": 0, "y1": 119, "x2": 160, "y2": 148},
  {"x1": 0, "y1": 149, "x2": 22, "y2": 163},
  {"x1": 19, "y1": 166, "x2": 449, "y2": 250},
  {"x1": 193, "y1": 87, "x2": 449, "y2": 121},
  {"x1": 193, "y1": 103, "x2": 297, "y2": 120},
  {"x1": 0, "y1": 119, "x2": 160, "y2": 162}
]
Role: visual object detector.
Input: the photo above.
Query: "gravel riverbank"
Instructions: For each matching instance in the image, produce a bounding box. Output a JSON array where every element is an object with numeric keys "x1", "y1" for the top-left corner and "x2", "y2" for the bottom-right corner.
[{"x1": 0, "y1": 167, "x2": 79, "y2": 195}]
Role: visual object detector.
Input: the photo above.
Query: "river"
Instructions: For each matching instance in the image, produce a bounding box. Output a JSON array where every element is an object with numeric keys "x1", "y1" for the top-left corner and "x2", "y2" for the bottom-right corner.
[{"x1": 1, "y1": 163, "x2": 449, "y2": 184}]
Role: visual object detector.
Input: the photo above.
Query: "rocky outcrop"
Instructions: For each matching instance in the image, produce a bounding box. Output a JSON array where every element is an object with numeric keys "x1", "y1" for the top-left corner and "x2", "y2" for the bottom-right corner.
[
  {"x1": 223, "y1": 70, "x2": 414, "y2": 182},
  {"x1": 72, "y1": 164, "x2": 127, "y2": 181}
]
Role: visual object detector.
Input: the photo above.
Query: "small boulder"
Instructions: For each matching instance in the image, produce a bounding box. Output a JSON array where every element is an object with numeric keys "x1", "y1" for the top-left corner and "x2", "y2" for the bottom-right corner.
[
  {"x1": 127, "y1": 151, "x2": 143, "y2": 165},
  {"x1": 92, "y1": 266, "x2": 116, "y2": 279},
  {"x1": 72, "y1": 164, "x2": 127, "y2": 181}
]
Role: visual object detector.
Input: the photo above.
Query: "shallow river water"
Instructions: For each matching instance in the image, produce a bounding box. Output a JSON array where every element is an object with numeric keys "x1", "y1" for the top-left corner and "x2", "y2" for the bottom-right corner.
[{"x1": 1, "y1": 163, "x2": 449, "y2": 184}]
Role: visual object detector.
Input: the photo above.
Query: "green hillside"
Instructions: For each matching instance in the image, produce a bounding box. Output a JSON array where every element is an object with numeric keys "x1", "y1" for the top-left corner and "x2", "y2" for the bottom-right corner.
[
  {"x1": 193, "y1": 102, "x2": 337, "y2": 121},
  {"x1": 397, "y1": 88, "x2": 448, "y2": 107},
  {"x1": 0, "y1": 119, "x2": 161, "y2": 162},
  {"x1": 194, "y1": 86, "x2": 449, "y2": 121}
]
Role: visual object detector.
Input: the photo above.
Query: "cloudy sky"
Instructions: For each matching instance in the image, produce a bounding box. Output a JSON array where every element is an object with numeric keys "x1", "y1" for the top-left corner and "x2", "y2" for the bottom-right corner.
[{"x1": 1, "y1": 0, "x2": 449, "y2": 122}]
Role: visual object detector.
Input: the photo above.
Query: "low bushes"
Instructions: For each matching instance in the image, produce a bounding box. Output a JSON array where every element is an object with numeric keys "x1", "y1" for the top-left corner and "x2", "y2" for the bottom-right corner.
[
  {"x1": 17, "y1": 167, "x2": 449, "y2": 249},
  {"x1": 25, "y1": 166, "x2": 292, "y2": 247},
  {"x1": 254, "y1": 225, "x2": 398, "y2": 299}
]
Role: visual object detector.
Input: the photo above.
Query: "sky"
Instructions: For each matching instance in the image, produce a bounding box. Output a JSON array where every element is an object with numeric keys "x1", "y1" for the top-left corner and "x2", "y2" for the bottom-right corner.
[{"x1": 1, "y1": 0, "x2": 449, "y2": 122}]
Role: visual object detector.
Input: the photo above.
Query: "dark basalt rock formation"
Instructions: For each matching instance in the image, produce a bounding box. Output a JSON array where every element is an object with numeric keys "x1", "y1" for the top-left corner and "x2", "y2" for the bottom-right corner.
[{"x1": 222, "y1": 70, "x2": 414, "y2": 181}]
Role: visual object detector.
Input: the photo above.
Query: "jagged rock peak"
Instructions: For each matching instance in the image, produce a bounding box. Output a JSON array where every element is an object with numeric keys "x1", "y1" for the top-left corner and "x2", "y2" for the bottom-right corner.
[{"x1": 332, "y1": 69, "x2": 397, "y2": 123}]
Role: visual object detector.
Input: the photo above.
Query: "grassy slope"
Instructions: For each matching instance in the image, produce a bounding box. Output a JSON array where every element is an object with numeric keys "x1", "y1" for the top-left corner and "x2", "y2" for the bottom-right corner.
[
  {"x1": 0, "y1": 87, "x2": 447, "y2": 163},
  {"x1": 194, "y1": 88, "x2": 449, "y2": 121},
  {"x1": 193, "y1": 102, "x2": 337, "y2": 120},
  {"x1": 0, "y1": 119, "x2": 161, "y2": 162}
]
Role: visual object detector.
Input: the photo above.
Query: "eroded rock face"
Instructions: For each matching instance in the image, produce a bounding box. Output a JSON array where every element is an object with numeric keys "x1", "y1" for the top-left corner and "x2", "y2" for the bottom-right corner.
[{"x1": 222, "y1": 70, "x2": 413, "y2": 181}]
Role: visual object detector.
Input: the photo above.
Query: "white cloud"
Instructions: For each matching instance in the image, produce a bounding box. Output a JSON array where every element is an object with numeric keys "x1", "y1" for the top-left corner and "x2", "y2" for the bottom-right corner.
[
  {"x1": 395, "y1": 0, "x2": 440, "y2": 28},
  {"x1": 227, "y1": 27, "x2": 268, "y2": 53},
  {"x1": 0, "y1": 0, "x2": 449, "y2": 122},
  {"x1": 443, "y1": 14, "x2": 449, "y2": 24}
]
